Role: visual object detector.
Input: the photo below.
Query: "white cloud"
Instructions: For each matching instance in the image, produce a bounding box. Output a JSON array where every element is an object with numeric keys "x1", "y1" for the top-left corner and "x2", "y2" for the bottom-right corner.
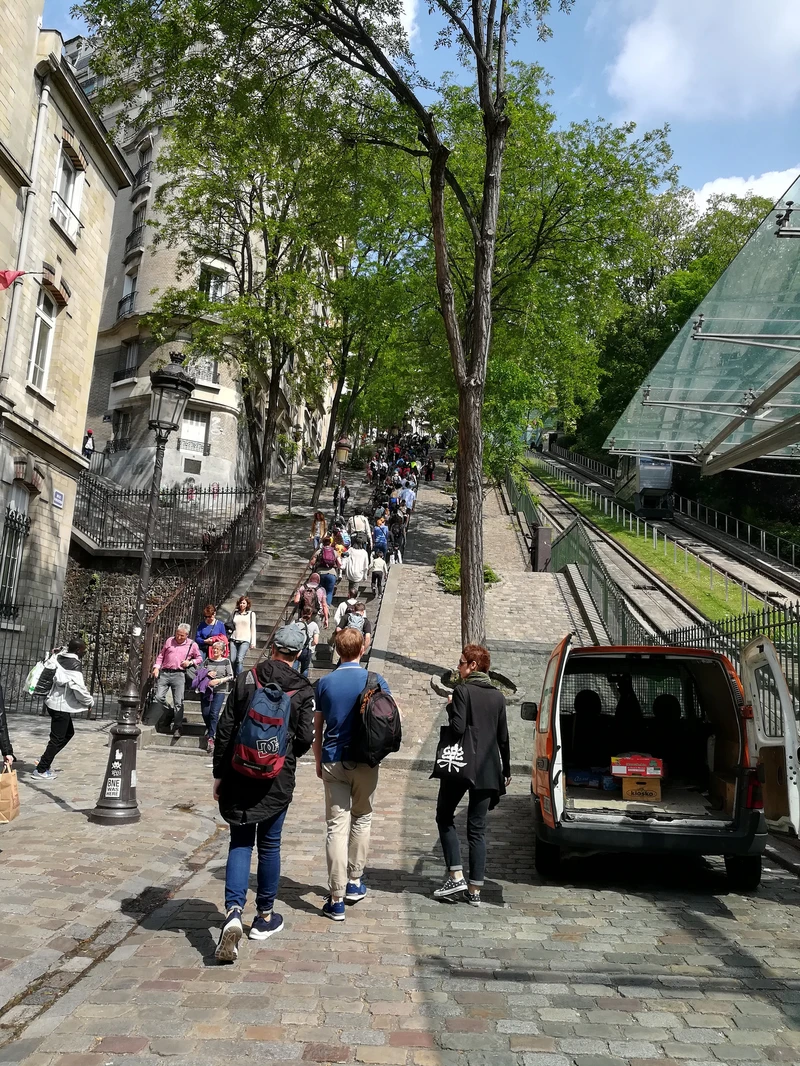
[
  {"x1": 693, "y1": 166, "x2": 800, "y2": 211},
  {"x1": 607, "y1": 0, "x2": 800, "y2": 121},
  {"x1": 401, "y1": 0, "x2": 418, "y2": 38}
]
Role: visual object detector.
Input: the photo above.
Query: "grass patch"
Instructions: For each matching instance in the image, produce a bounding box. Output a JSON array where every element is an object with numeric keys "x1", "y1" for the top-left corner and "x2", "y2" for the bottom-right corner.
[
  {"x1": 435, "y1": 552, "x2": 501, "y2": 594},
  {"x1": 527, "y1": 459, "x2": 764, "y2": 622}
]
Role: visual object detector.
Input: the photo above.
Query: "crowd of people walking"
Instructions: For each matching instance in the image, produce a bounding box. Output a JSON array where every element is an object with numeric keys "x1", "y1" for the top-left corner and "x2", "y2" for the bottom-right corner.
[{"x1": 10, "y1": 432, "x2": 513, "y2": 968}]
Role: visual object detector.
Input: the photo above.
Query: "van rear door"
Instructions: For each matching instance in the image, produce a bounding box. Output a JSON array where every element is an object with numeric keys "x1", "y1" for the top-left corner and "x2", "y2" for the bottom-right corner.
[
  {"x1": 741, "y1": 636, "x2": 800, "y2": 835},
  {"x1": 534, "y1": 635, "x2": 571, "y2": 827}
]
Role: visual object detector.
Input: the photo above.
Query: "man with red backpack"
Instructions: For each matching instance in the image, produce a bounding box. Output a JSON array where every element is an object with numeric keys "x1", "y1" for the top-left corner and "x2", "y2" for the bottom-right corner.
[{"x1": 212, "y1": 624, "x2": 315, "y2": 962}]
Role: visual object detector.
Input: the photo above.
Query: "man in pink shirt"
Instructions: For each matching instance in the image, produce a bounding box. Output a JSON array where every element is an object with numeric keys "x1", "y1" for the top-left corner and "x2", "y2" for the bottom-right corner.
[{"x1": 152, "y1": 623, "x2": 202, "y2": 739}]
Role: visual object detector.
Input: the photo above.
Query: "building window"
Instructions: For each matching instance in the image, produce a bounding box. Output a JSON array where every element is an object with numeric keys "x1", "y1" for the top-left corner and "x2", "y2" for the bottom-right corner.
[
  {"x1": 111, "y1": 409, "x2": 132, "y2": 452},
  {"x1": 28, "y1": 289, "x2": 57, "y2": 390},
  {"x1": 51, "y1": 145, "x2": 84, "y2": 241},
  {"x1": 199, "y1": 266, "x2": 228, "y2": 302},
  {"x1": 118, "y1": 270, "x2": 137, "y2": 318},
  {"x1": 123, "y1": 339, "x2": 139, "y2": 373},
  {"x1": 0, "y1": 482, "x2": 31, "y2": 605},
  {"x1": 179, "y1": 409, "x2": 209, "y2": 454},
  {"x1": 191, "y1": 357, "x2": 217, "y2": 385}
]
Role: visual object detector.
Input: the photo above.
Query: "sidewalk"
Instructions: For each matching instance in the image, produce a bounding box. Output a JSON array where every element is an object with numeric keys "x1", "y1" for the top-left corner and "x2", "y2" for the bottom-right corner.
[
  {"x1": 371, "y1": 480, "x2": 578, "y2": 771},
  {"x1": 0, "y1": 717, "x2": 220, "y2": 1033}
]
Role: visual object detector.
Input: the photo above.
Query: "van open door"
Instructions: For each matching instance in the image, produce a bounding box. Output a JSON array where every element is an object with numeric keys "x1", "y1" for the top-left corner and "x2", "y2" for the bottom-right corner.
[
  {"x1": 741, "y1": 637, "x2": 800, "y2": 836},
  {"x1": 533, "y1": 634, "x2": 571, "y2": 828}
]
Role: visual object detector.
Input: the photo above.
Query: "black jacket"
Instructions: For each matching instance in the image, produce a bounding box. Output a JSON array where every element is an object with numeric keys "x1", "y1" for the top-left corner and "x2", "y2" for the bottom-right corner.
[
  {"x1": 449, "y1": 679, "x2": 510, "y2": 796},
  {"x1": 213, "y1": 659, "x2": 315, "y2": 825},
  {"x1": 0, "y1": 682, "x2": 13, "y2": 760}
]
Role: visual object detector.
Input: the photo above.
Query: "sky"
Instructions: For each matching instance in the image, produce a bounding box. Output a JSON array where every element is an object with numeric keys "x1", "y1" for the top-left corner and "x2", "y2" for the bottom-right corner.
[{"x1": 44, "y1": 0, "x2": 800, "y2": 209}]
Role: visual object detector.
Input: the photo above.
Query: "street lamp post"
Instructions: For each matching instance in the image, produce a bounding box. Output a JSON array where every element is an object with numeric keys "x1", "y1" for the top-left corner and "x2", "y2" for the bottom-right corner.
[
  {"x1": 334, "y1": 435, "x2": 351, "y2": 517},
  {"x1": 89, "y1": 352, "x2": 195, "y2": 825}
]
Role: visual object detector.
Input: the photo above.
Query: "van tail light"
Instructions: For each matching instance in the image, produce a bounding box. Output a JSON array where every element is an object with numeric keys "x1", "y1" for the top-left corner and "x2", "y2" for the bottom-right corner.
[{"x1": 745, "y1": 767, "x2": 764, "y2": 810}]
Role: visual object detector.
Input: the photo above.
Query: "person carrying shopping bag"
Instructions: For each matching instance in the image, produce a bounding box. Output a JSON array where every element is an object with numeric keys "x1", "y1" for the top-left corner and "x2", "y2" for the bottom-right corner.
[{"x1": 431, "y1": 644, "x2": 510, "y2": 907}]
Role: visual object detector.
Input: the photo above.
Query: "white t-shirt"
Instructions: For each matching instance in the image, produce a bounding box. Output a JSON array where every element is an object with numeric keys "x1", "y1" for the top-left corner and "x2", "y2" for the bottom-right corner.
[{"x1": 333, "y1": 598, "x2": 358, "y2": 628}]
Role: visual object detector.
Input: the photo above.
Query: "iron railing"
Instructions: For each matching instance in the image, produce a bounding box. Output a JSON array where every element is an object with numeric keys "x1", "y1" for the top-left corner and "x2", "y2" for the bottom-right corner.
[
  {"x1": 72, "y1": 472, "x2": 254, "y2": 553},
  {"x1": 550, "y1": 518, "x2": 656, "y2": 647},
  {"x1": 547, "y1": 444, "x2": 800, "y2": 575},
  {"x1": 112, "y1": 365, "x2": 138, "y2": 382},
  {"x1": 675, "y1": 496, "x2": 800, "y2": 570},
  {"x1": 504, "y1": 470, "x2": 542, "y2": 530},
  {"x1": 549, "y1": 443, "x2": 614, "y2": 481},
  {"x1": 132, "y1": 162, "x2": 151, "y2": 191},
  {"x1": 177, "y1": 438, "x2": 212, "y2": 456},
  {"x1": 124, "y1": 226, "x2": 145, "y2": 255},
  {"x1": 106, "y1": 437, "x2": 131, "y2": 454},
  {"x1": 6, "y1": 495, "x2": 264, "y2": 719},
  {"x1": 117, "y1": 291, "x2": 136, "y2": 318}
]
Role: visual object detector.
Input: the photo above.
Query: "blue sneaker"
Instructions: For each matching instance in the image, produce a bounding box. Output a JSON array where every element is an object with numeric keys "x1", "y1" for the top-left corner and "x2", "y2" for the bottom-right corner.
[
  {"x1": 345, "y1": 881, "x2": 367, "y2": 904},
  {"x1": 322, "y1": 897, "x2": 346, "y2": 921},
  {"x1": 249, "y1": 912, "x2": 284, "y2": 941},
  {"x1": 32, "y1": 768, "x2": 56, "y2": 781}
]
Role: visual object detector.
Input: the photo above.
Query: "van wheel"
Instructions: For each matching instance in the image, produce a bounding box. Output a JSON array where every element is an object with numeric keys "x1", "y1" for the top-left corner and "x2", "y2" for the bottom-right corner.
[
  {"x1": 725, "y1": 854, "x2": 762, "y2": 893},
  {"x1": 534, "y1": 838, "x2": 561, "y2": 880}
]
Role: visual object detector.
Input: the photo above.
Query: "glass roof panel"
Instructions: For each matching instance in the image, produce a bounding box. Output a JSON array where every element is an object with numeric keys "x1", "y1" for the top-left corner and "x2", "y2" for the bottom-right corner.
[{"x1": 606, "y1": 173, "x2": 800, "y2": 465}]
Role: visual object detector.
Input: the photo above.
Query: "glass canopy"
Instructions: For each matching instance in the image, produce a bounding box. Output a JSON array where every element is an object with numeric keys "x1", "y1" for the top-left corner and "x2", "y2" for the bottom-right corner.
[{"x1": 606, "y1": 173, "x2": 800, "y2": 474}]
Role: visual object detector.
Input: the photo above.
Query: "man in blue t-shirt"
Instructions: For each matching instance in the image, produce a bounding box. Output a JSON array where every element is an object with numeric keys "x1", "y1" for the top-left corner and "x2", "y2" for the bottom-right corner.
[{"x1": 313, "y1": 627, "x2": 391, "y2": 922}]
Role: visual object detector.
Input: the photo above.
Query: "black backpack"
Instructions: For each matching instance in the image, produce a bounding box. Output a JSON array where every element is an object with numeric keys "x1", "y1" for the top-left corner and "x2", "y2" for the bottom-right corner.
[{"x1": 346, "y1": 672, "x2": 402, "y2": 767}]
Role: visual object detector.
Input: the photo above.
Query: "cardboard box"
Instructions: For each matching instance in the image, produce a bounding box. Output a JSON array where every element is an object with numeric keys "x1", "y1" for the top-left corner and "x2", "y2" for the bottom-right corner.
[
  {"x1": 611, "y1": 755, "x2": 663, "y2": 778},
  {"x1": 622, "y1": 777, "x2": 662, "y2": 803}
]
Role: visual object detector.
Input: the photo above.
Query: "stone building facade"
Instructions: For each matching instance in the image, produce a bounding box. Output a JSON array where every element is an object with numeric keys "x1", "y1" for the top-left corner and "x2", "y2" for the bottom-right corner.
[
  {"x1": 67, "y1": 37, "x2": 334, "y2": 492},
  {"x1": 0, "y1": 3, "x2": 130, "y2": 604}
]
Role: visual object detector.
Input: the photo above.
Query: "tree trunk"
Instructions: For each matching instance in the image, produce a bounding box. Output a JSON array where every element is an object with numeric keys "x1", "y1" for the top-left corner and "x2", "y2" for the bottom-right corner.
[
  {"x1": 457, "y1": 384, "x2": 485, "y2": 644},
  {"x1": 311, "y1": 372, "x2": 345, "y2": 509},
  {"x1": 256, "y1": 342, "x2": 285, "y2": 497},
  {"x1": 242, "y1": 385, "x2": 264, "y2": 489}
]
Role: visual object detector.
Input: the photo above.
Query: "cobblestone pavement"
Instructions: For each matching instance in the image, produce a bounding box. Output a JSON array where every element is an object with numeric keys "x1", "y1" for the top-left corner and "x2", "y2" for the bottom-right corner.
[
  {"x1": 0, "y1": 718, "x2": 219, "y2": 1026},
  {"x1": 373, "y1": 482, "x2": 575, "y2": 769},
  {"x1": 4, "y1": 762, "x2": 800, "y2": 1066}
]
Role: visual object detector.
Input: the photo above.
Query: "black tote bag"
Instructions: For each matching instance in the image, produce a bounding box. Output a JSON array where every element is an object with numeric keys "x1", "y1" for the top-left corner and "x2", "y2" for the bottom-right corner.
[{"x1": 431, "y1": 686, "x2": 476, "y2": 786}]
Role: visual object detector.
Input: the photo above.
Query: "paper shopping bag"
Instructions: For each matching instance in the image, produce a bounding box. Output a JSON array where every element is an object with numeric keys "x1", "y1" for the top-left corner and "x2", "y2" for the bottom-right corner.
[{"x1": 0, "y1": 766, "x2": 20, "y2": 823}]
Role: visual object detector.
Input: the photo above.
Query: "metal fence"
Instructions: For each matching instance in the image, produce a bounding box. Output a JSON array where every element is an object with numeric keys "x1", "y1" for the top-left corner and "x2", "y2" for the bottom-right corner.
[
  {"x1": 548, "y1": 515, "x2": 798, "y2": 740},
  {"x1": 675, "y1": 496, "x2": 800, "y2": 570},
  {"x1": 549, "y1": 443, "x2": 615, "y2": 481},
  {"x1": 504, "y1": 470, "x2": 542, "y2": 530},
  {"x1": 547, "y1": 443, "x2": 800, "y2": 576},
  {"x1": 550, "y1": 518, "x2": 656, "y2": 647},
  {"x1": 4, "y1": 494, "x2": 264, "y2": 720},
  {"x1": 73, "y1": 472, "x2": 254, "y2": 553}
]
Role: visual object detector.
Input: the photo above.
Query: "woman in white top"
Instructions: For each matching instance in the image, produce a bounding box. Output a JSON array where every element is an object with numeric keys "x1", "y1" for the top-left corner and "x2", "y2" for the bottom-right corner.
[{"x1": 229, "y1": 595, "x2": 257, "y2": 676}]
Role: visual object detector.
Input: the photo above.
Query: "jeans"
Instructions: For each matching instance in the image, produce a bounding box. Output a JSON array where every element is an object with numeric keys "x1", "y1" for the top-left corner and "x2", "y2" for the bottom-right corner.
[
  {"x1": 435, "y1": 779, "x2": 494, "y2": 886},
  {"x1": 37, "y1": 710, "x2": 75, "y2": 771},
  {"x1": 294, "y1": 647, "x2": 312, "y2": 678},
  {"x1": 224, "y1": 807, "x2": 288, "y2": 913},
  {"x1": 229, "y1": 640, "x2": 250, "y2": 676},
  {"x1": 322, "y1": 761, "x2": 380, "y2": 896},
  {"x1": 154, "y1": 670, "x2": 187, "y2": 729},
  {"x1": 318, "y1": 571, "x2": 337, "y2": 606},
  {"x1": 371, "y1": 573, "x2": 384, "y2": 594},
  {"x1": 200, "y1": 688, "x2": 227, "y2": 739}
]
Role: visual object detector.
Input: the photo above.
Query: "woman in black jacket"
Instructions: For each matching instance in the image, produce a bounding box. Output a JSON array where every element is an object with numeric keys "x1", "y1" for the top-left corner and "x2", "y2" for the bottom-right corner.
[
  {"x1": 434, "y1": 644, "x2": 511, "y2": 906},
  {"x1": 212, "y1": 624, "x2": 315, "y2": 962}
]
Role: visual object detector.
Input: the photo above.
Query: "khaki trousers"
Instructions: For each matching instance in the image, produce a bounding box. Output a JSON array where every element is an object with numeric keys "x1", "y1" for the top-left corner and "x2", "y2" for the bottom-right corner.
[{"x1": 322, "y1": 761, "x2": 380, "y2": 896}]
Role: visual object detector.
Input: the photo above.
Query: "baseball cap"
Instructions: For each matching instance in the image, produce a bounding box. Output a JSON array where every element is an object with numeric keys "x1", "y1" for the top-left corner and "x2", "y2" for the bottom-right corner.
[{"x1": 272, "y1": 623, "x2": 305, "y2": 653}]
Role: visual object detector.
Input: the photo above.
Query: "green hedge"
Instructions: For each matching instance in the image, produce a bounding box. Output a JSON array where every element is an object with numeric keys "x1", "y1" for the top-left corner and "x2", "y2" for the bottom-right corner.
[{"x1": 435, "y1": 552, "x2": 500, "y2": 594}]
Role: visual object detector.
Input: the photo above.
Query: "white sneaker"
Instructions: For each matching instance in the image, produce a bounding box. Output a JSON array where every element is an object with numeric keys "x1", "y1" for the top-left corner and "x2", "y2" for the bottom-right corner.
[{"x1": 215, "y1": 907, "x2": 243, "y2": 962}]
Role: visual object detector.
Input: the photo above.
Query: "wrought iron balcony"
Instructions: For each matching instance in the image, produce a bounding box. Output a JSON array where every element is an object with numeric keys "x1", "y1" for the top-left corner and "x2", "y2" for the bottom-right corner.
[
  {"x1": 107, "y1": 437, "x2": 131, "y2": 453},
  {"x1": 132, "y1": 162, "x2": 152, "y2": 192},
  {"x1": 124, "y1": 225, "x2": 145, "y2": 256},
  {"x1": 117, "y1": 291, "x2": 137, "y2": 318},
  {"x1": 112, "y1": 366, "x2": 138, "y2": 382},
  {"x1": 177, "y1": 438, "x2": 211, "y2": 456}
]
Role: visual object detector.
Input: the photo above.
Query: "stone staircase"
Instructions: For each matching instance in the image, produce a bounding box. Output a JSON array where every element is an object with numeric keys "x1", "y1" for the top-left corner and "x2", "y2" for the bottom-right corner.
[{"x1": 140, "y1": 463, "x2": 392, "y2": 757}]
